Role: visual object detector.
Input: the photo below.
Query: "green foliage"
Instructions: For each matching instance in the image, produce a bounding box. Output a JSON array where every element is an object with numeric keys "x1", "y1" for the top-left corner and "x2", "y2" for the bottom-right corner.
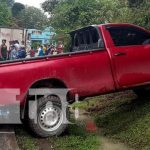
[
  {"x1": 49, "y1": 0, "x2": 131, "y2": 32},
  {"x1": 50, "y1": 0, "x2": 104, "y2": 32},
  {"x1": 7, "y1": 0, "x2": 14, "y2": 7},
  {"x1": 16, "y1": 6, "x2": 48, "y2": 30},
  {"x1": 43, "y1": 0, "x2": 150, "y2": 33},
  {"x1": 42, "y1": 0, "x2": 60, "y2": 14},
  {"x1": 0, "y1": 1, "x2": 13, "y2": 26},
  {"x1": 31, "y1": 41, "x2": 41, "y2": 49},
  {"x1": 131, "y1": 0, "x2": 150, "y2": 29},
  {"x1": 12, "y1": 2, "x2": 25, "y2": 17},
  {"x1": 0, "y1": 0, "x2": 14, "y2": 7},
  {"x1": 128, "y1": 0, "x2": 144, "y2": 7}
]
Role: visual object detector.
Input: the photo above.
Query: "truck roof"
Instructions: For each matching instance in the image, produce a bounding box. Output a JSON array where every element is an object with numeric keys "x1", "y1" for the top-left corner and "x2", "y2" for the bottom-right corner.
[
  {"x1": 98, "y1": 23, "x2": 137, "y2": 27},
  {"x1": 70, "y1": 23, "x2": 150, "y2": 34},
  {"x1": 99, "y1": 23, "x2": 150, "y2": 33},
  {"x1": 69, "y1": 23, "x2": 136, "y2": 34}
]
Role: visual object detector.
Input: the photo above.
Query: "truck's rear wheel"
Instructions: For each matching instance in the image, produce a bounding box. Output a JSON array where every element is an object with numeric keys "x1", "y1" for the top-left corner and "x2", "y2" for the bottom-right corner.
[{"x1": 28, "y1": 95, "x2": 69, "y2": 137}]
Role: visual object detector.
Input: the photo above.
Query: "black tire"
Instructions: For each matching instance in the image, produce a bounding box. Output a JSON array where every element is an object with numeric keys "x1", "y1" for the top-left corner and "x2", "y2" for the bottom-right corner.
[
  {"x1": 134, "y1": 88, "x2": 150, "y2": 98},
  {"x1": 28, "y1": 95, "x2": 69, "y2": 137}
]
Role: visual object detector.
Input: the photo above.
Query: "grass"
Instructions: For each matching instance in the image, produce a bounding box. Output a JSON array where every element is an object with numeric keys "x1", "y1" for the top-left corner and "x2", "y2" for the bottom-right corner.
[
  {"x1": 15, "y1": 123, "x2": 99, "y2": 150},
  {"x1": 16, "y1": 90, "x2": 150, "y2": 150},
  {"x1": 71, "y1": 96, "x2": 101, "y2": 110},
  {"x1": 71, "y1": 91, "x2": 135, "y2": 112},
  {"x1": 16, "y1": 126, "x2": 39, "y2": 150},
  {"x1": 93, "y1": 92, "x2": 150, "y2": 150},
  {"x1": 51, "y1": 124, "x2": 99, "y2": 150}
]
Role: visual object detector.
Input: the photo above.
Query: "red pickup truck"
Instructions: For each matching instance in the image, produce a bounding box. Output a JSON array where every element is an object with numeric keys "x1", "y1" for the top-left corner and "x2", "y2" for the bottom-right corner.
[{"x1": 0, "y1": 23, "x2": 150, "y2": 137}]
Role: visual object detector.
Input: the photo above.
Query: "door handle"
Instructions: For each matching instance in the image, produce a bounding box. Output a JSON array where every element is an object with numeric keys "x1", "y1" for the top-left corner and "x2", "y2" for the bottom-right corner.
[{"x1": 114, "y1": 52, "x2": 126, "y2": 56}]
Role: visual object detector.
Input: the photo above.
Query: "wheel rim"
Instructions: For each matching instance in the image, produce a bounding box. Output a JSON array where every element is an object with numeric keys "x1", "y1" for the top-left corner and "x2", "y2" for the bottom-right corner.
[{"x1": 38, "y1": 105, "x2": 63, "y2": 132}]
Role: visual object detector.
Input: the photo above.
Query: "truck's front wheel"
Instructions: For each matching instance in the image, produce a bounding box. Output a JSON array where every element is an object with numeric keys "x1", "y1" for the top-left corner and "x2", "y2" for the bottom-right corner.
[{"x1": 28, "y1": 95, "x2": 69, "y2": 137}]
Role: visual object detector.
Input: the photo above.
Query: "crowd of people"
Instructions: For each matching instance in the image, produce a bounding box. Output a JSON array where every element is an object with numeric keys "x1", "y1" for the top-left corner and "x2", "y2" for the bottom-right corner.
[
  {"x1": 0, "y1": 39, "x2": 64, "y2": 61},
  {"x1": 37, "y1": 41, "x2": 64, "y2": 57}
]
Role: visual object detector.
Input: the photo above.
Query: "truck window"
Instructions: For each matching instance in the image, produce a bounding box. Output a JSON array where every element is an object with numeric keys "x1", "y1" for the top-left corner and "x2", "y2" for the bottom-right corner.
[
  {"x1": 84, "y1": 30, "x2": 92, "y2": 50},
  {"x1": 89, "y1": 27, "x2": 104, "y2": 49},
  {"x1": 79, "y1": 32, "x2": 84, "y2": 45},
  {"x1": 91, "y1": 28, "x2": 99, "y2": 44},
  {"x1": 71, "y1": 26, "x2": 104, "y2": 52},
  {"x1": 108, "y1": 27, "x2": 150, "y2": 46},
  {"x1": 72, "y1": 33, "x2": 79, "y2": 52},
  {"x1": 78, "y1": 32, "x2": 86, "y2": 50},
  {"x1": 85, "y1": 30, "x2": 91, "y2": 45}
]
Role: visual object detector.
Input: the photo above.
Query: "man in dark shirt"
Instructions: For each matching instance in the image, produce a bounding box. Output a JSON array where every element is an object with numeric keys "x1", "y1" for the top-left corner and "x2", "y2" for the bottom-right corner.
[{"x1": 0, "y1": 39, "x2": 7, "y2": 61}]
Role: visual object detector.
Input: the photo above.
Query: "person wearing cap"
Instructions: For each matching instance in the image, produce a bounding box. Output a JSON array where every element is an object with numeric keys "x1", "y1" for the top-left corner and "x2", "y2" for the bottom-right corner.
[{"x1": 0, "y1": 39, "x2": 7, "y2": 61}]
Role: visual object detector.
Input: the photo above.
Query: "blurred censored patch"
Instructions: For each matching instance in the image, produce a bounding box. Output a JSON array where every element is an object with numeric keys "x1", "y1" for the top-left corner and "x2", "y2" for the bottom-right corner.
[
  {"x1": 0, "y1": 88, "x2": 80, "y2": 124},
  {"x1": 28, "y1": 88, "x2": 71, "y2": 124},
  {"x1": 0, "y1": 89, "x2": 21, "y2": 124}
]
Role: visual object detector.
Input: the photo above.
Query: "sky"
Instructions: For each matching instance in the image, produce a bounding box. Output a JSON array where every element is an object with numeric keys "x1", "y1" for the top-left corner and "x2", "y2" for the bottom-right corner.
[{"x1": 15, "y1": 0, "x2": 45, "y2": 9}]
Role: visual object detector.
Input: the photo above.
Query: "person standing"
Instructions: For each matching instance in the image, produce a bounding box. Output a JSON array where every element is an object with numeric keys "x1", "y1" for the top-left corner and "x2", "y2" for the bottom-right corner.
[
  {"x1": 38, "y1": 45, "x2": 44, "y2": 57},
  {"x1": 14, "y1": 40, "x2": 20, "y2": 51},
  {"x1": 57, "y1": 41, "x2": 64, "y2": 54},
  {"x1": 51, "y1": 45, "x2": 57, "y2": 55},
  {"x1": 29, "y1": 47, "x2": 35, "y2": 58},
  {"x1": 0, "y1": 39, "x2": 8, "y2": 61},
  {"x1": 45, "y1": 45, "x2": 52, "y2": 55},
  {"x1": 43, "y1": 44, "x2": 47, "y2": 55},
  {"x1": 10, "y1": 45, "x2": 17, "y2": 60},
  {"x1": 17, "y1": 45, "x2": 26, "y2": 59}
]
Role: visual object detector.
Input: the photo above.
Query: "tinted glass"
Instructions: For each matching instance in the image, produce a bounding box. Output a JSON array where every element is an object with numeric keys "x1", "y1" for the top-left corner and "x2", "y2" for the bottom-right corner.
[
  {"x1": 79, "y1": 32, "x2": 85, "y2": 45},
  {"x1": 108, "y1": 26, "x2": 150, "y2": 46},
  {"x1": 85, "y1": 30, "x2": 91, "y2": 45},
  {"x1": 90, "y1": 28, "x2": 99, "y2": 43},
  {"x1": 74, "y1": 34, "x2": 79, "y2": 47}
]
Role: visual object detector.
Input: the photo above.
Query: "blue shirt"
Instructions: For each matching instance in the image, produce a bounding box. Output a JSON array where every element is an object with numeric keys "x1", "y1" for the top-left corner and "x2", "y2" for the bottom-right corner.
[{"x1": 39, "y1": 49, "x2": 44, "y2": 56}]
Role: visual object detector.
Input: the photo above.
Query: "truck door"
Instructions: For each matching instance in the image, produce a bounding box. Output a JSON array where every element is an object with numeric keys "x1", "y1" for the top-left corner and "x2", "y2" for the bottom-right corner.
[
  {"x1": 68, "y1": 26, "x2": 115, "y2": 97},
  {"x1": 107, "y1": 25, "x2": 150, "y2": 88}
]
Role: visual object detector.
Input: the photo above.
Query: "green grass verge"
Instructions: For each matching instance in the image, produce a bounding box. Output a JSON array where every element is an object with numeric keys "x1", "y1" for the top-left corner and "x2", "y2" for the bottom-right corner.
[
  {"x1": 15, "y1": 123, "x2": 99, "y2": 150},
  {"x1": 50, "y1": 124, "x2": 99, "y2": 150},
  {"x1": 71, "y1": 91, "x2": 135, "y2": 111},
  {"x1": 94, "y1": 96, "x2": 150, "y2": 150},
  {"x1": 16, "y1": 126, "x2": 39, "y2": 150},
  {"x1": 71, "y1": 96, "x2": 100, "y2": 110}
]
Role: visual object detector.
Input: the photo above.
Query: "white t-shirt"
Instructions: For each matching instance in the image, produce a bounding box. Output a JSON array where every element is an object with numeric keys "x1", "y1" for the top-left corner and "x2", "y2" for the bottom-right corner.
[
  {"x1": 37, "y1": 47, "x2": 41, "y2": 56},
  {"x1": 14, "y1": 43, "x2": 20, "y2": 50}
]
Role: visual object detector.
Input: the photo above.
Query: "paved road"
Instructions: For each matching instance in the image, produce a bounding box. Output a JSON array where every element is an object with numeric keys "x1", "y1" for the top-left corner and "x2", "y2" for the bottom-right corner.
[{"x1": 0, "y1": 125, "x2": 19, "y2": 150}]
